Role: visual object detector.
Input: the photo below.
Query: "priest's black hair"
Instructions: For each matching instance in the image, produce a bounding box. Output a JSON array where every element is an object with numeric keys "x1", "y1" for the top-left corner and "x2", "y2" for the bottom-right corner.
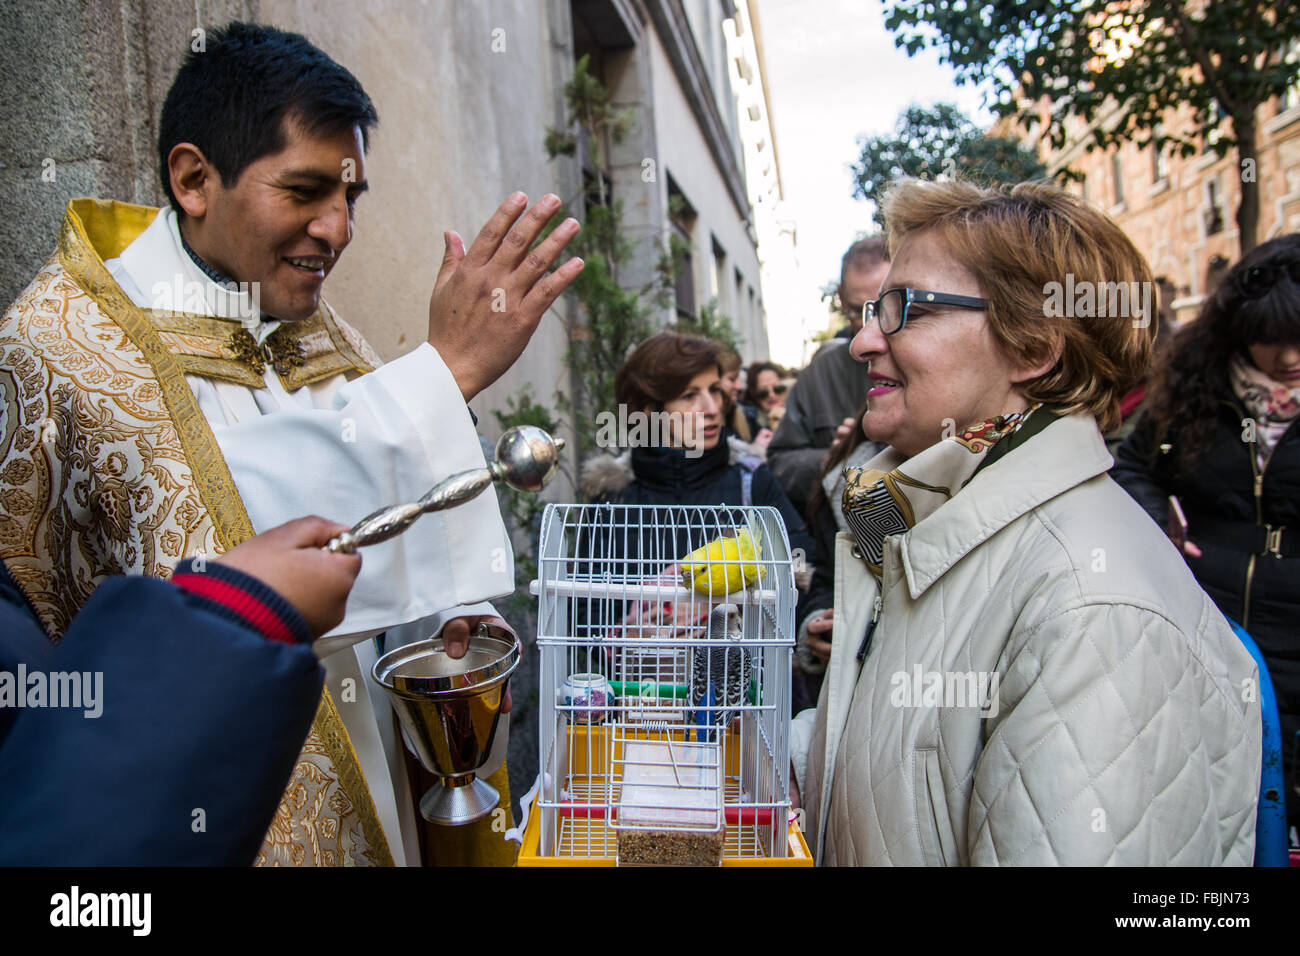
[{"x1": 157, "y1": 21, "x2": 379, "y2": 213}]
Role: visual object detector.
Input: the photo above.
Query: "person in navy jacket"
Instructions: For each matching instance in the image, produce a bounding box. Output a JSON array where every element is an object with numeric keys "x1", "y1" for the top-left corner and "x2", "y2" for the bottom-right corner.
[{"x1": 0, "y1": 516, "x2": 360, "y2": 866}]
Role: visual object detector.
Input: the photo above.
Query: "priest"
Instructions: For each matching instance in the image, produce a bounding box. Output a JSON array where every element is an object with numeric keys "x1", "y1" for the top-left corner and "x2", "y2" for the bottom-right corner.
[{"x1": 0, "y1": 21, "x2": 583, "y2": 865}]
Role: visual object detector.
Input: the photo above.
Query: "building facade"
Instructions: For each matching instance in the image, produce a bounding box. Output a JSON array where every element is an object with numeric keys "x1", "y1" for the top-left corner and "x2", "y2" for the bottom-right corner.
[
  {"x1": 724, "y1": 0, "x2": 794, "y2": 364},
  {"x1": 0, "y1": 0, "x2": 778, "y2": 441},
  {"x1": 1021, "y1": 80, "x2": 1300, "y2": 323}
]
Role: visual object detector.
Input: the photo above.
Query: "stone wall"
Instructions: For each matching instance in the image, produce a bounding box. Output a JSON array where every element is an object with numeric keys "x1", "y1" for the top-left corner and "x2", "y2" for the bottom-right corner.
[{"x1": 0, "y1": 0, "x2": 259, "y2": 308}]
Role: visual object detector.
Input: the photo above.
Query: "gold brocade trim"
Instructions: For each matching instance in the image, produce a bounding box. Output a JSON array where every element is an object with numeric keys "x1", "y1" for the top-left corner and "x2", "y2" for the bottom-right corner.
[
  {"x1": 285, "y1": 350, "x2": 360, "y2": 390},
  {"x1": 314, "y1": 300, "x2": 379, "y2": 383},
  {"x1": 54, "y1": 197, "x2": 394, "y2": 866},
  {"x1": 169, "y1": 353, "x2": 267, "y2": 389},
  {"x1": 57, "y1": 200, "x2": 248, "y2": 554},
  {"x1": 313, "y1": 682, "x2": 396, "y2": 866},
  {"x1": 141, "y1": 306, "x2": 370, "y2": 390}
]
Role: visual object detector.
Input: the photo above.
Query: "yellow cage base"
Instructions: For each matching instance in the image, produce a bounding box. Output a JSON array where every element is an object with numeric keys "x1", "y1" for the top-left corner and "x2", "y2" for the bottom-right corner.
[{"x1": 518, "y1": 724, "x2": 813, "y2": 867}]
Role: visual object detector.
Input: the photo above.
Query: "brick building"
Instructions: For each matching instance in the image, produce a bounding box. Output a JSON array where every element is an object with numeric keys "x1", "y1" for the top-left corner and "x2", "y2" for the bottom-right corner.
[{"x1": 1003, "y1": 76, "x2": 1300, "y2": 324}]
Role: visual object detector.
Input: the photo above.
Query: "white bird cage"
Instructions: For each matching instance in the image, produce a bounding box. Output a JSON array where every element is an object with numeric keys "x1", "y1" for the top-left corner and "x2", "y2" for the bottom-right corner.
[{"x1": 519, "y1": 502, "x2": 809, "y2": 866}]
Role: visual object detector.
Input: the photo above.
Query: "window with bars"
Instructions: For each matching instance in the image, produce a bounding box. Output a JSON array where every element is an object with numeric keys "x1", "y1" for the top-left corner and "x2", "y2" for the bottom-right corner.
[{"x1": 668, "y1": 175, "x2": 698, "y2": 322}]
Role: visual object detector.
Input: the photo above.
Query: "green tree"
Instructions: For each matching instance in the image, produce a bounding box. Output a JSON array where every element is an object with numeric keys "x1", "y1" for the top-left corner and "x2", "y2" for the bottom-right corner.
[
  {"x1": 882, "y1": 0, "x2": 1300, "y2": 253},
  {"x1": 852, "y1": 103, "x2": 1049, "y2": 225},
  {"x1": 544, "y1": 55, "x2": 677, "y2": 454},
  {"x1": 671, "y1": 300, "x2": 743, "y2": 353},
  {"x1": 491, "y1": 388, "x2": 565, "y2": 598}
]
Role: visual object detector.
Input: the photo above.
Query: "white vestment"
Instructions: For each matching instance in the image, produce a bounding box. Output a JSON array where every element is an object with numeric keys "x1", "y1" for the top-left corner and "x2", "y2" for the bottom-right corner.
[{"x1": 105, "y1": 207, "x2": 515, "y2": 865}]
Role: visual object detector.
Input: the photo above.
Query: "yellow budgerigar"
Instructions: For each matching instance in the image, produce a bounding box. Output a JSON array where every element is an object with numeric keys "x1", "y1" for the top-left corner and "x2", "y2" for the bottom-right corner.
[{"x1": 679, "y1": 524, "x2": 765, "y2": 596}]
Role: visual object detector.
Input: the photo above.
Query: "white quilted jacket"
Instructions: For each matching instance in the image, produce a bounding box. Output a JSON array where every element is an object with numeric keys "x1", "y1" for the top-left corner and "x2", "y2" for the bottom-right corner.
[{"x1": 791, "y1": 413, "x2": 1261, "y2": 865}]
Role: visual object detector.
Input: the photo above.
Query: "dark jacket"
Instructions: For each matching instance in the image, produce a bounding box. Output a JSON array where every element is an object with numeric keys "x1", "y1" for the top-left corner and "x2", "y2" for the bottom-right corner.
[
  {"x1": 767, "y1": 340, "x2": 870, "y2": 515},
  {"x1": 1112, "y1": 395, "x2": 1300, "y2": 822},
  {"x1": 581, "y1": 436, "x2": 817, "y2": 615},
  {"x1": 0, "y1": 559, "x2": 324, "y2": 865},
  {"x1": 585, "y1": 437, "x2": 812, "y2": 550}
]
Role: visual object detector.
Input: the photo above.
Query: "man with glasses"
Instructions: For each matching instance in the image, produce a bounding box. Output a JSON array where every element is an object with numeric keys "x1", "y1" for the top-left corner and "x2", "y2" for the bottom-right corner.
[{"x1": 769, "y1": 237, "x2": 890, "y2": 514}]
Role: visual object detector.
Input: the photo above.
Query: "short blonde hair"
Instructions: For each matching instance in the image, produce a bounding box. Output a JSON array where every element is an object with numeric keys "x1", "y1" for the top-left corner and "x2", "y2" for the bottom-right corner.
[{"x1": 880, "y1": 179, "x2": 1155, "y2": 432}]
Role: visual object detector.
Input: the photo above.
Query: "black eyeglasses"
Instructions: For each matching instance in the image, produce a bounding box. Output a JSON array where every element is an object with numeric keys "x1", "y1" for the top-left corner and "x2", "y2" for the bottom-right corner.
[
  {"x1": 756, "y1": 384, "x2": 788, "y2": 400},
  {"x1": 863, "y1": 287, "x2": 989, "y2": 335},
  {"x1": 1234, "y1": 261, "x2": 1300, "y2": 299}
]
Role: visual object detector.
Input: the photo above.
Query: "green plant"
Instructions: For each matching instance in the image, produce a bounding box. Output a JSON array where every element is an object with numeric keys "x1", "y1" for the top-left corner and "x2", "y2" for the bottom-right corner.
[
  {"x1": 852, "y1": 103, "x2": 1050, "y2": 227},
  {"x1": 671, "y1": 300, "x2": 742, "y2": 353},
  {"x1": 491, "y1": 388, "x2": 563, "y2": 596},
  {"x1": 542, "y1": 54, "x2": 680, "y2": 457}
]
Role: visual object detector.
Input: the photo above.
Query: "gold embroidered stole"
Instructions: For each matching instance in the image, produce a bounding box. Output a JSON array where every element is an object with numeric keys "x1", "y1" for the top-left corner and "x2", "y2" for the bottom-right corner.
[
  {"x1": 145, "y1": 305, "x2": 380, "y2": 391},
  {"x1": 0, "y1": 198, "x2": 392, "y2": 866}
]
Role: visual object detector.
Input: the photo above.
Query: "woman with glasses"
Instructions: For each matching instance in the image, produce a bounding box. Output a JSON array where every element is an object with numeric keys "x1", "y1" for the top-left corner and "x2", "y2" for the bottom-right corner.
[
  {"x1": 1113, "y1": 234, "x2": 1300, "y2": 835},
  {"x1": 790, "y1": 178, "x2": 1260, "y2": 866}
]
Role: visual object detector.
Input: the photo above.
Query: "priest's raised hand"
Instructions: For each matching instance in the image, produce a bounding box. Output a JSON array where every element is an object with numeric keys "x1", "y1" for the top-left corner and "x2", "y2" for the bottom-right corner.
[{"x1": 426, "y1": 192, "x2": 584, "y2": 402}]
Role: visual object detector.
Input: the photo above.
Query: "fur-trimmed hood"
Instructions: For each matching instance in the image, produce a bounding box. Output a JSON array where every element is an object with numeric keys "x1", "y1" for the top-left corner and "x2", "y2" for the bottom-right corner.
[{"x1": 580, "y1": 450, "x2": 634, "y2": 500}]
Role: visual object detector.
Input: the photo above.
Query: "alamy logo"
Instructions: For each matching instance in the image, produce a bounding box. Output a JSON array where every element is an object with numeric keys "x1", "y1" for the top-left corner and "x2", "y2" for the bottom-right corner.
[
  {"x1": 0, "y1": 665, "x2": 102, "y2": 718},
  {"x1": 1042, "y1": 274, "x2": 1153, "y2": 328},
  {"x1": 50, "y1": 886, "x2": 150, "y2": 936},
  {"x1": 593, "y1": 406, "x2": 707, "y2": 459},
  {"x1": 151, "y1": 274, "x2": 261, "y2": 326},
  {"x1": 889, "y1": 666, "x2": 1001, "y2": 717}
]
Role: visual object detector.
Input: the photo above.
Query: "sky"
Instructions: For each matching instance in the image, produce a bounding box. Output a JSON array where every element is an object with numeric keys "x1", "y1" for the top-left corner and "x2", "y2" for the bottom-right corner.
[{"x1": 756, "y1": 0, "x2": 995, "y2": 365}]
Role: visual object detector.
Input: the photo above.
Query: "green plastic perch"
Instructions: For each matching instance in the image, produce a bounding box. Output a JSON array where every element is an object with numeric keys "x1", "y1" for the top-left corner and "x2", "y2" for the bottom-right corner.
[{"x1": 606, "y1": 679, "x2": 758, "y2": 704}]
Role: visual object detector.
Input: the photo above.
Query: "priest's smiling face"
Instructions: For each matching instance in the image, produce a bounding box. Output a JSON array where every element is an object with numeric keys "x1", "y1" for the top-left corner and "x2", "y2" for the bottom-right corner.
[{"x1": 181, "y1": 115, "x2": 369, "y2": 322}]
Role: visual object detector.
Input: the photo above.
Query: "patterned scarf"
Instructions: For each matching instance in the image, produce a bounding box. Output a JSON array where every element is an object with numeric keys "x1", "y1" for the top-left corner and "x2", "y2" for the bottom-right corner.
[
  {"x1": 1229, "y1": 353, "x2": 1300, "y2": 473},
  {"x1": 842, "y1": 406, "x2": 1041, "y2": 577}
]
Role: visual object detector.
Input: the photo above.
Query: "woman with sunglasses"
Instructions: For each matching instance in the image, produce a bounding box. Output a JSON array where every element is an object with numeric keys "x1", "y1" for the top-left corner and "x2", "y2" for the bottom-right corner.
[
  {"x1": 1113, "y1": 234, "x2": 1300, "y2": 835},
  {"x1": 742, "y1": 361, "x2": 788, "y2": 435},
  {"x1": 790, "y1": 178, "x2": 1260, "y2": 866}
]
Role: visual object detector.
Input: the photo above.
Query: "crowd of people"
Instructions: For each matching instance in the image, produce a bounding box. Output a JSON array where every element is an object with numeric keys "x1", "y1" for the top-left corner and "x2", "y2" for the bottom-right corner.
[
  {"x1": 579, "y1": 183, "x2": 1295, "y2": 866},
  {"x1": 1, "y1": 19, "x2": 1294, "y2": 868}
]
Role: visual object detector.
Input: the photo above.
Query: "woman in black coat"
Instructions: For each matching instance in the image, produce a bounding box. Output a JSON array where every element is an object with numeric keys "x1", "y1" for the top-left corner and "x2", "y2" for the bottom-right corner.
[
  {"x1": 1112, "y1": 234, "x2": 1300, "y2": 830},
  {"x1": 577, "y1": 334, "x2": 816, "y2": 711},
  {"x1": 582, "y1": 333, "x2": 814, "y2": 571}
]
